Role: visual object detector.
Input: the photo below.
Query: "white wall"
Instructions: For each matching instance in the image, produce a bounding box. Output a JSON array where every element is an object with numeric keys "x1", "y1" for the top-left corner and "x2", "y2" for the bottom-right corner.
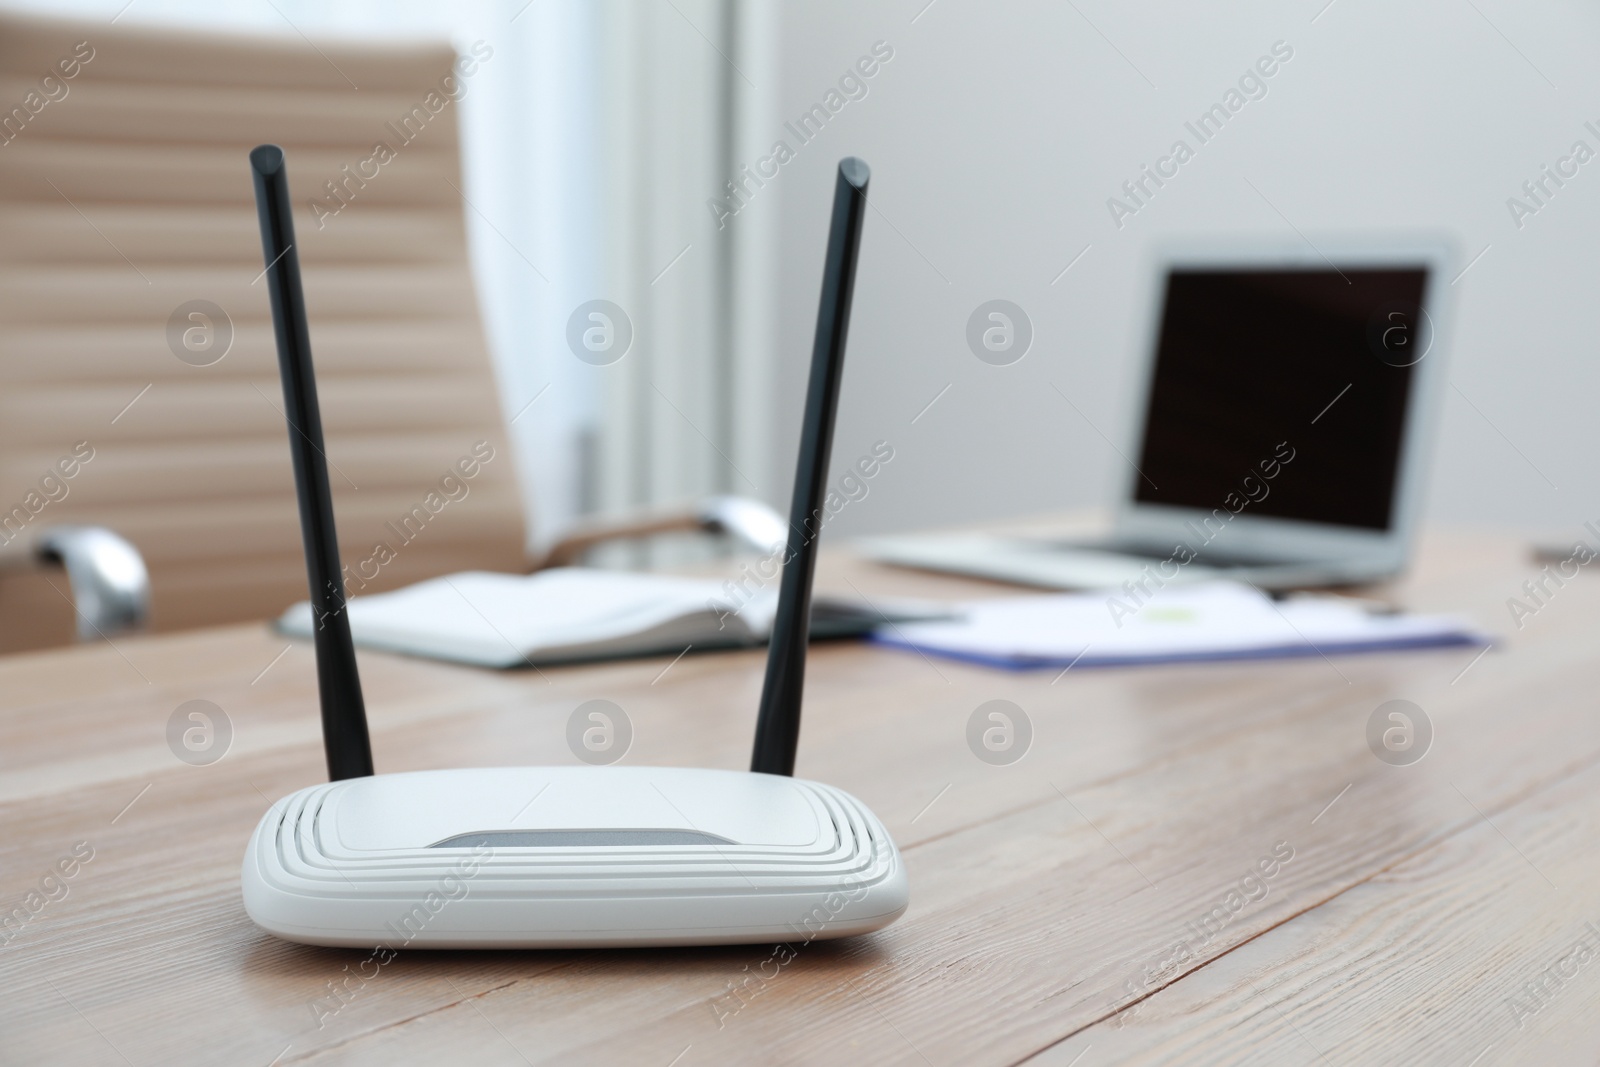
[
  {"x1": 26, "y1": 0, "x2": 1600, "y2": 546},
  {"x1": 754, "y1": 0, "x2": 1600, "y2": 541}
]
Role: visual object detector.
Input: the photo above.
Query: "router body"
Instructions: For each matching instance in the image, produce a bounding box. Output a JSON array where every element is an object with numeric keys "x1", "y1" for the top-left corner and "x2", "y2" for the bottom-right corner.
[
  {"x1": 243, "y1": 766, "x2": 907, "y2": 947},
  {"x1": 245, "y1": 147, "x2": 900, "y2": 950}
]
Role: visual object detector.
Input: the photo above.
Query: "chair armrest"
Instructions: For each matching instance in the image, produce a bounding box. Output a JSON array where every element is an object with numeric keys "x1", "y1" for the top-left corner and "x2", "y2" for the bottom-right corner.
[
  {"x1": 34, "y1": 525, "x2": 150, "y2": 640},
  {"x1": 538, "y1": 496, "x2": 787, "y2": 569}
]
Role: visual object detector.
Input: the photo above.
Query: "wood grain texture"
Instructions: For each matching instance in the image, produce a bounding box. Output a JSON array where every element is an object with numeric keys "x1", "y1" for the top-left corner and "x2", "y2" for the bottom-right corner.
[
  {"x1": 0, "y1": 11, "x2": 525, "y2": 651},
  {"x1": 1025, "y1": 760, "x2": 1600, "y2": 1066},
  {"x1": 0, "y1": 526, "x2": 1594, "y2": 1065}
]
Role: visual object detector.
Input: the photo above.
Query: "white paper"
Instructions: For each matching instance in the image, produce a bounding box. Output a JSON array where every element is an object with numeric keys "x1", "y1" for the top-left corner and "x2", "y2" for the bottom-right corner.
[{"x1": 875, "y1": 581, "x2": 1488, "y2": 667}]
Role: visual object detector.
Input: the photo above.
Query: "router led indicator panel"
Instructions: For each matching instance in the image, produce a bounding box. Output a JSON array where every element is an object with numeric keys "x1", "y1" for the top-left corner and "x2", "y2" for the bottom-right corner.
[{"x1": 1134, "y1": 267, "x2": 1428, "y2": 531}]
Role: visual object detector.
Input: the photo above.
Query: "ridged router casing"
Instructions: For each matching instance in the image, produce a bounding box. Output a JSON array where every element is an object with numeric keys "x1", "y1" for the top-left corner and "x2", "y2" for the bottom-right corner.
[{"x1": 242, "y1": 765, "x2": 908, "y2": 948}]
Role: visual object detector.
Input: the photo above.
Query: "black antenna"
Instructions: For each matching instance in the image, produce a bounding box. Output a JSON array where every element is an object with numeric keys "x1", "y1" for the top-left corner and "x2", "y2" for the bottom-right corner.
[
  {"x1": 750, "y1": 158, "x2": 870, "y2": 777},
  {"x1": 249, "y1": 144, "x2": 374, "y2": 781}
]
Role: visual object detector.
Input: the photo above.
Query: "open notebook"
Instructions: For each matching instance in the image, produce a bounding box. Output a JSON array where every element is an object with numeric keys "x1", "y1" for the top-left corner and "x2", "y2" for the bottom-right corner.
[
  {"x1": 278, "y1": 568, "x2": 938, "y2": 669},
  {"x1": 870, "y1": 581, "x2": 1491, "y2": 669}
]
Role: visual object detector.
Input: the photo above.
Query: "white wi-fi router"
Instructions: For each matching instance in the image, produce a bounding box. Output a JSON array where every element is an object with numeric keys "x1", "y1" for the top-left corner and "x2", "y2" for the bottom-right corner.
[{"x1": 241, "y1": 146, "x2": 907, "y2": 948}]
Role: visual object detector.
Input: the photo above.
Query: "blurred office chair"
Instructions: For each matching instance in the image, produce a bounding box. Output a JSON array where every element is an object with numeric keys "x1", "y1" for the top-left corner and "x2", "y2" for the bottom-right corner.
[{"x1": 0, "y1": 12, "x2": 780, "y2": 654}]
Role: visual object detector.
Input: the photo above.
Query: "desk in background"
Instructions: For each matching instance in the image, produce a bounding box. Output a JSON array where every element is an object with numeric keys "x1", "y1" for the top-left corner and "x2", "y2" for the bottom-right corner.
[{"x1": 2, "y1": 527, "x2": 1597, "y2": 1066}]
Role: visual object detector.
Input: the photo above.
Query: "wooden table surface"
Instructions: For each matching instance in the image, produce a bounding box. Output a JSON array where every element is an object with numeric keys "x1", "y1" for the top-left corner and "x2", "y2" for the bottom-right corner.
[{"x1": 3, "y1": 526, "x2": 1599, "y2": 1066}]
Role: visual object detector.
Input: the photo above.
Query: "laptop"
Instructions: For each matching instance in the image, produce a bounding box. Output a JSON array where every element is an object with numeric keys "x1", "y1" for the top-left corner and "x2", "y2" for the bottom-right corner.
[{"x1": 864, "y1": 236, "x2": 1456, "y2": 592}]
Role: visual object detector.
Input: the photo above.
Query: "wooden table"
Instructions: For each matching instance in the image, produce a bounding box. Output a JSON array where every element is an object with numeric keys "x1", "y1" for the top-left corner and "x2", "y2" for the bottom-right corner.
[{"x1": 3, "y1": 527, "x2": 1598, "y2": 1066}]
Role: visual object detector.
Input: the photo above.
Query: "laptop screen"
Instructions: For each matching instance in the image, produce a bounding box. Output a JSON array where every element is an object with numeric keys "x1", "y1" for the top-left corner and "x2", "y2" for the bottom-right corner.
[{"x1": 1132, "y1": 266, "x2": 1428, "y2": 531}]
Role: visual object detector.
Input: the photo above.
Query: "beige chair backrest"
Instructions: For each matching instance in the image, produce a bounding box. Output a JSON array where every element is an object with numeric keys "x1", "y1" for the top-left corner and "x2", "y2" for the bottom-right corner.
[{"x1": 0, "y1": 12, "x2": 527, "y2": 650}]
